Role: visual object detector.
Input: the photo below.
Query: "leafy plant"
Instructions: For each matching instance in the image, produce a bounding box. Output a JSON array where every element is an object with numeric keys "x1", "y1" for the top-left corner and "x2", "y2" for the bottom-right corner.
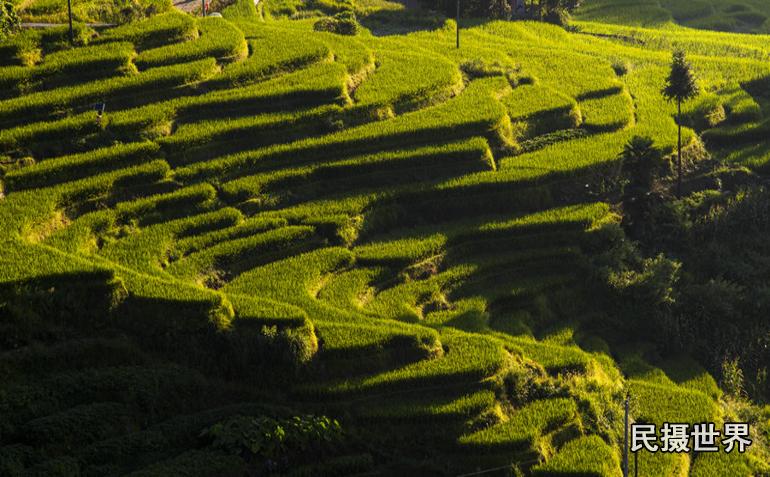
[
  {"x1": 0, "y1": 1, "x2": 20, "y2": 40},
  {"x1": 201, "y1": 414, "x2": 344, "y2": 461}
]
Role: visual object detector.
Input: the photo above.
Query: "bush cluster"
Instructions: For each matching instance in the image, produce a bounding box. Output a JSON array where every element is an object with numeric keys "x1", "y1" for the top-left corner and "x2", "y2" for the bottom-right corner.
[
  {"x1": 1, "y1": 1, "x2": 19, "y2": 40},
  {"x1": 313, "y1": 10, "x2": 359, "y2": 35}
]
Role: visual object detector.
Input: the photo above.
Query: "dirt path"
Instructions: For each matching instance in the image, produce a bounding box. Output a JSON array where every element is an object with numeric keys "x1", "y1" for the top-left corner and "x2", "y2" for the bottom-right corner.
[
  {"x1": 21, "y1": 22, "x2": 116, "y2": 28},
  {"x1": 173, "y1": 0, "x2": 201, "y2": 14}
]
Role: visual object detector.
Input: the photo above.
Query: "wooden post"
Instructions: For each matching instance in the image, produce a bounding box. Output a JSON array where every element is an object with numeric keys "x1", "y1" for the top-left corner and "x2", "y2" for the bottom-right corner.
[
  {"x1": 623, "y1": 394, "x2": 629, "y2": 477},
  {"x1": 677, "y1": 99, "x2": 682, "y2": 198}
]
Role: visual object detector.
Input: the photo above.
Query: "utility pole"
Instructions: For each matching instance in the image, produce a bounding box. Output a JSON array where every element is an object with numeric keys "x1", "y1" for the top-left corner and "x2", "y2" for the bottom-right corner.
[
  {"x1": 456, "y1": 0, "x2": 460, "y2": 48},
  {"x1": 67, "y1": 0, "x2": 74, "y2": 45},
  {"x1": 623, "y1": 393, "x2": 630, "y2": 477},
  {"x1": 202, "y1": 0, "x2": 206, "y2": 17},
  {"x1": 634, "y1": 451, "x2": 638, "y2": 477}
]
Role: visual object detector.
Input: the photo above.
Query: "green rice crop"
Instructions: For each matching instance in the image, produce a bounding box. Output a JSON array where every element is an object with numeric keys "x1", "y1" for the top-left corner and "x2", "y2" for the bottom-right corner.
[
  {"x1": 174, "y1": 216, "x2": 289, "y2": 256},
  {"x1": 504, "y1": 84, "x2": 581, "y2": 137},
  {"x1": 316, "y1": 267, "x2": 385, "y2": 312},
  {"x1": 225, "y1": 247, "x2": 355, "y2": 308},
  {"x1": 112, "y1": 183, "x2": 217, "y2": 226},
  {"x1": 207, "y1": 29, "x2": 332, "y2": 89},
  {"x1": 18, "y1": 0, "x2": 173, "y2": 24},
  {"x1": 96, "y1": 11, "x2": 198, "y2": 51},
  {"x1": 579, "y1": 90, "x2": 635, "y2": 132},
  {"x1": 316, "y1": 321, "x2": 440, "y2": 359},
  {"x1": 353, "y1": 49, "x2": 462, "y2": 116},
  {"x1": 2, "y1": 8, "x2": 770, "y2": 474},
  {"x1": 0, "y1": 42, "x2": 136, "y2": 97},
  {"x1": 4, "y1": 142, "x2": 161, "y2": 191},
  {"x1": 0, "y1": 58, "x2": 219, "y2": 127},
  {"x1": 160, "y1": 105, "x2": 342, "y2": 167},
  {"x1": 311, "y1": 330, "x2": 506, "y2": 395},
  {"x1": 165, "y1": 225, "x2": 317, "y2": 284},
  {"x1": 459, "y1": 398, "x2": 579, "y2": 452},
  {"x1": 357, "y1": 389, "x2": 497, "y2": 421},
  {"x1": 0, "y1": 24, "x2": 95, "y2": 67},
  {"x1": 134, "y1": 18, "x2": 247, "y2": 69},
  {"x1": 532, "y1": 435, "x2": 621, "y2": 477},
  {"x1": 355, "y1": 233, "x2": 447, "y2": 266},
  {"x1": 690, "y1": 448, "x2": 753, "y2": 477},
  {"x1": 220, "y1": 138, "x2": 494, "y2": 202},
  {"x1": 176, "y1": 77, "x2": 511, "y2": 182},
  {"x1": 221, "y1": 0, "x2": 260, "y2": 20},
  {"x1": 628, "y1": 379, "x2": 720, "y2": 425}
]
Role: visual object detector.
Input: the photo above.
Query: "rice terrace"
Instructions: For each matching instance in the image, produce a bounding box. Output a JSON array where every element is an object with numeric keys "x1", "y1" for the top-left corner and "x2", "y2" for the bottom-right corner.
[{"x1": 1, "y1": 0, "x2": 770, "y2": 474}]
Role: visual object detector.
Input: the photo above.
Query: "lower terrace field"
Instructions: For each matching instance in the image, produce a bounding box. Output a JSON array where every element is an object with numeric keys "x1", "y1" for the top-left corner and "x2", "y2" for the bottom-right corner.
[
  {"x1": 576, "y1": 0, "x2": 770, "y2": 33},
  {"x1": 1, "y1": 1, "x2": 770, "y2": 475}
]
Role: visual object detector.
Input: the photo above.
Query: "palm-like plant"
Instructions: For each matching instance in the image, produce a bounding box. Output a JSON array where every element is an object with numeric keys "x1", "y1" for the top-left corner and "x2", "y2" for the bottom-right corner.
[{"x1": 621, "y1": 135, "x2": 659, "y2": 190}]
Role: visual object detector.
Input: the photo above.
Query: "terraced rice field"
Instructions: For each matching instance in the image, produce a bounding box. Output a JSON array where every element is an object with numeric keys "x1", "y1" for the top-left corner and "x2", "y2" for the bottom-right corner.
[
  {"x1": 12, "y1": 0, "x2": 173, "y2": 24},
  {"x1": 577, "y1": 0, "x2": 770, "y2": 33},
  {"x1": 1, "y1": 0, "x2": 769, "y2": 475}
]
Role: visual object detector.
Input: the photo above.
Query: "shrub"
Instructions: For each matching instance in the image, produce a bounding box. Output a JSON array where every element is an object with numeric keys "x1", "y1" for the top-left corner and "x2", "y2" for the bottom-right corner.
[
  {"x1": 0, "y1": 1, "x2": 20, "y2": 40},
  {"x1": 201, "y1": 414, "x2": 343, "y2": 473},
  {"x1": 720, "y1": 356, "x2": 745, "y2": 398},
  {"x1": 544, "y1": 7, "x2": 570, "y2": 26},
  {"x1": 313, "y1": 10, "x2": 359, "y2": 35}
]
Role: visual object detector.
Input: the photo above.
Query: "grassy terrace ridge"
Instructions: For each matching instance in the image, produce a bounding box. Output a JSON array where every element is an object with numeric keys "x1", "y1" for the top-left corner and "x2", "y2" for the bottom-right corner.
[{"x1": 1, "y1": 0, "x2": 770, "y2": 475}]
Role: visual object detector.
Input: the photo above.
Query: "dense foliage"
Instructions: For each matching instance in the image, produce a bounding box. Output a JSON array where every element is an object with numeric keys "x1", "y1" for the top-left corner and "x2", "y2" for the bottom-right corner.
[
  {"x1": 313, "y1": 10, "x2": 359, "y2": 35},
  {"x1": 0, "y1": 1, "x2": 19, "y2": 40}
]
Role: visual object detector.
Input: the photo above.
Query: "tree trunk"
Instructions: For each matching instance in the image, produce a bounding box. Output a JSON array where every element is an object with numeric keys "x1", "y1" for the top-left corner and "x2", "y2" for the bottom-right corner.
[{"x1": 677, "y1": 99, "x2": 682, "y2": 198}]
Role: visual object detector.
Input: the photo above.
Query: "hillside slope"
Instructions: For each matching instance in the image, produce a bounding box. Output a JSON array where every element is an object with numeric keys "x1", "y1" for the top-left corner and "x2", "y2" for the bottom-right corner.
[{"x1": 1, "y1": 3, "x2": 769, "y2": 476}]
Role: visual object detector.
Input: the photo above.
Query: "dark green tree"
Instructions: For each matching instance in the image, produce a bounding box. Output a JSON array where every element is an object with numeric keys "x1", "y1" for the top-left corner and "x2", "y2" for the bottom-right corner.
[
  {"x1": 662, "y1": 50, "x2": 698, "y2": 198},
  {"x1": 619, "y1": 136, "x2": 662, "y2": 238}
]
